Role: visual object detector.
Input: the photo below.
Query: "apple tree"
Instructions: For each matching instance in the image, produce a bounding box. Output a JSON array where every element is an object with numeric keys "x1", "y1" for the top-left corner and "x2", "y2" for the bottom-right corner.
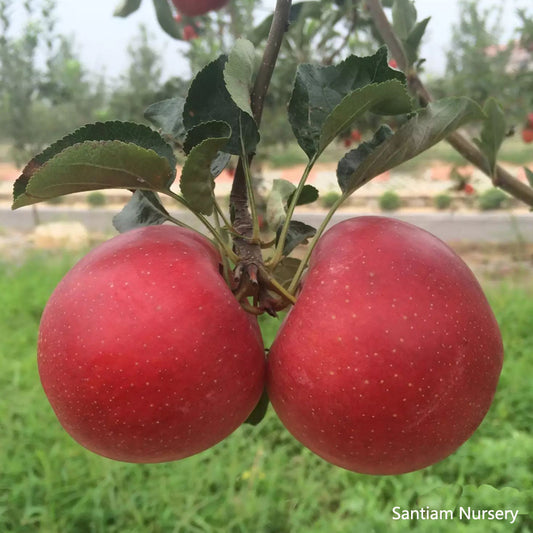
[
  {"x1": 0, "y1": 0, "x2": 106, "y2": 166},
  {"x1": 12, "y1": 0, "x2": 533, "y2": 474}
]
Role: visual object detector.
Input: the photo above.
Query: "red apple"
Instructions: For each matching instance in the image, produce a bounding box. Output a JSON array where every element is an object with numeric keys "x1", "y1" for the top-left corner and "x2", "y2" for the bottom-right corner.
[
  {"x1": 527, "y1": 113, "x2": 533, "y2": 128},
  {"x1": 267, "y1": 217, "x2": 503, "y2": 475},
  {"x1": 38, "y1": 225, "x2": 265, "y2": 463},
  {"x1": 350, "y1": 129, "x2": 362, "y2": 143},
  {"x1": 171, "y1": 0, "x2": 228, "y2": 17},
  {"x1": 463, "y1": 183, "x2": 475, "y2": 195},
  {"x1": 183, "y1": 24, "x2": 198, "y2": 41},
  {"x1": 521, "y1": 128, "x2": 533, "y2": 143}
]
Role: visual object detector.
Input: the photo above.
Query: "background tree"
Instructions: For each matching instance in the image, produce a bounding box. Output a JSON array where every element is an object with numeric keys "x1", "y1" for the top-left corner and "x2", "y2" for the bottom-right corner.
[
  {"x1": 429, "y1": 0, "x2": 533, "y2": 128},
  {"x1": 107, "y1": 25, "x2": 167, "y2": 121},
  {"x1": 0, "y1": 0, "x2": 106, "y2": 165},
  {"x1": 158, "y1": 0, "x2": 393, "y2": 145}
]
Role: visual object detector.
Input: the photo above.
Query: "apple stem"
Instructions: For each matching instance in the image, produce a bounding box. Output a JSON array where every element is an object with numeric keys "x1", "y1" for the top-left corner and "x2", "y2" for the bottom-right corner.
[
  {"x1": 268, "y1": 157, "x2": 316, "y2": 269},
  {"x1": 165, "y1": 189, "x2": 239, "y2": 263},
  {"x1": 262, "y1": 269, "x2": 298, "y2": 306},
  {"x1": 287, "y1": 193, "x2": 346, "y2": 294},
  {"x1": 213, "y1": 199, "x2": 235, "y2": 236}
]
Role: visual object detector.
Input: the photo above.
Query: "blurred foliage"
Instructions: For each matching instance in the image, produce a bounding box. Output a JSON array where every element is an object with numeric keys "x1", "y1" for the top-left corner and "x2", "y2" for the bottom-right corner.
[
  {"x1": 320, "y1": 190, "x2": 343, "y2": 209},
  {"x1": 434, "y1": 192, "x2": 452, "y2": 210},
  {"x1": 86, "y1": 191, "x2": 107, "y2": 208},
  {"x1": 1, "y1": 0, "x2": 533, "y2": 164},
  {"x1": 428, "y1": 0, "x2": 533, "y2": 131},
  {"x1": 106, "y1": 24, "x2": 191, "y2": 121},
  {"x1": 379, "y1": 189, "x2": 401, "y2": 211},
  {"x1": 169, "y1": 0, "x2": 391, "y2": 145},
  {"x1": 0, "y1": 1, "x2": 185, "y2": 165},
  {"x1": 478, "y1": 187, "x2": 510, "y2": 211},
  {"x1": 0, "y1": 0, "x2": 107, "y2": 166}
]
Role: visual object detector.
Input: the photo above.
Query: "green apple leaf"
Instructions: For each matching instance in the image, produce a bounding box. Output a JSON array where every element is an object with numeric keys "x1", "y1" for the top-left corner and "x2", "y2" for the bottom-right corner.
[
  {"x1": 337, "y1": 125, "x2": 394, "y2": 193},
  {"x1": 288, "y1": 48, "x2": 407, "y2": 159},
  {"x1": 525, "y1": 167, "x2": 533, "y2": 187},
  {"x1": 113, "y1": 190, "x2": 171, "y2": 233},
  {"x1": 318, "y1": 80, "x2": 412, "y2": 156},
  {"x1": 266, "y1": 179, "x2": 297, "y2": 229},
  {"x1": 244, "y1": 389, "x2": 269, "y2": 426},
  {"x1": 13, "y1": 141, "x2": 174, "y2": 209},
  {"x1": 267, "y1": 181, "x2": 319, "y2": 230},
  {"x1": 144, "y1": 97, "x2": 186, "y2": 142},
  {"x1": 405, "y1": 17, "x2": 430, "y2": 66},
  {"x1": 224, "y1": 38, "x2": 256, "y2": 118},
  {"x1": 183, "y1": 121, "x2": 231, "y2": 155},
  {"x1": 183, "y1": 121, "x2": 232, "y2": 178},
  {"x1": 184, "y1": 56, "x2": 259, "y2": 155},
  {"x1": 152, "y1": 0, "x2": 182, "y2": 39},
  {"x1": 392, "y1": 0, "x2": 417, "y2": 40},
  {"x1": 474, "y1": 98, "x2": 506, "y2": 176},
  {"x1": 288, "y1": 184, "x2": 319, "y2": 207},
  {"x1": 210, "y1": 152, "x2": 232, "y2": 178},
  {"x1": 114, "y1": 0, "x2": 142, "y2": 17},
  {"x1": 15, "y1": 121, "x2": 176, "y2": 187},
  {"x1": 338, "y1": 97, "x2": 485, "y2": 196},
  {"x1": 180, "y1": 127, "x2": 232, "y2": 215},
  {"x1": 273, "y1": 257, "x2": 302, "y2": 288},
  {"x1": 276, "y1": 220, "x2": 316, "y2": 256}
]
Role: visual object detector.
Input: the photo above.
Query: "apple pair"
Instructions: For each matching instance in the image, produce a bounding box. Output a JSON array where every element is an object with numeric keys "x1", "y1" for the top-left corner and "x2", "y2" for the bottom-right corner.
[{"x1": 38, "y1": 217, "x2": 503, "y2": 474}]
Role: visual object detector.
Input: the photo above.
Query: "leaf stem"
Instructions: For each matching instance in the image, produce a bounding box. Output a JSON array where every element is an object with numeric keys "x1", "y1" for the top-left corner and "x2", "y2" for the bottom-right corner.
[
  {"x1": 287, "y1": 193, "x2": 345, "y2": 294},
  {"x1": 262, "y1": 268, "x2": 298, "y2": 305},
  {"x1": 164, "y1": 189, "x2": 239, "y2": 262},
  {"x1": 213, "y1": 196, "x2": 234, "y2": 233},
  {"x1": 268, "y1": 157, "x2": 316, "y2": 268},
  {"x1": 212, "y1": 205, "x2": 233, "y2": 285}
]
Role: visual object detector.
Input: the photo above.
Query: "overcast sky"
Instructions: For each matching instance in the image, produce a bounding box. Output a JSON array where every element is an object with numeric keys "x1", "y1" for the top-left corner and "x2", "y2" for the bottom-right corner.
[{"x1": 8, "y1": 0, "x2": 530, "y2": 80}]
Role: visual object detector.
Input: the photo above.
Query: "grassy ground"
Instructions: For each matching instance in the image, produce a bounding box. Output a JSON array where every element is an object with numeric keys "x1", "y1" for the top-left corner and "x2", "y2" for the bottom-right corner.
[{"x1": 1, "y1": 253, "x2": 532, "y2": 533}]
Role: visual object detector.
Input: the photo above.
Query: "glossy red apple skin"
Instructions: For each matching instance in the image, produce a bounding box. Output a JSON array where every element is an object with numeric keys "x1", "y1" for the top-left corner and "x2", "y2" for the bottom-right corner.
[
  {"x1": 38, "y1": 225, "x2": 265, "y2": 463},
  {"x1": 267, "y1": 216, "x2": 503, "y2": 475},
  {"x1": 171, "y1": 0, "x2": 228, "y2": 17}
]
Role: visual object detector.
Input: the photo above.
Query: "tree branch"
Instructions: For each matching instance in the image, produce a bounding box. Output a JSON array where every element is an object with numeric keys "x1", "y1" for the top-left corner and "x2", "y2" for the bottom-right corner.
[
  {"x1": 229, "y1": 0, "x2": 293, "y2": 314},
  {"x1": 365, "y1": 0, "x2": 533, "y2": 207},
  {"x1": 251, "y1": 0, "x2": 293, "y2": 125}
]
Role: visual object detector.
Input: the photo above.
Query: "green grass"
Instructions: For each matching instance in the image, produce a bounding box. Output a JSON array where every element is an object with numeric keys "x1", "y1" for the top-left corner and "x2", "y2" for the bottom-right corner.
[{"x1": 1, "y1": 254, "x2": 532, "y2": 532}]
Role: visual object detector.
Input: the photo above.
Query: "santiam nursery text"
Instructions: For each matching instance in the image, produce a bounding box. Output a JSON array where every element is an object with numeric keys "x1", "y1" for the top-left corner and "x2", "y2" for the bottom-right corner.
[{"x1": 391, "y1": 507, "x2": 519, "y2": 524}]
